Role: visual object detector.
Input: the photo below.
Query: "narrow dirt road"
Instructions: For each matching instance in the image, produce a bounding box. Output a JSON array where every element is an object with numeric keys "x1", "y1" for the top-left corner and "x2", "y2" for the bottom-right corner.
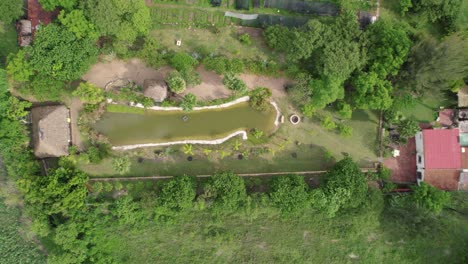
[{"x1": 69, "y1": 98, "x2": 85, "y2": 151}]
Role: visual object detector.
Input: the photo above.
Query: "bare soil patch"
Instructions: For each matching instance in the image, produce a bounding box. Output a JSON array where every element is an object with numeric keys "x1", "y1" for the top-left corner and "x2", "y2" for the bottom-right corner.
[{"x1": 82, "y1": 58, "x2": 171, "y2": 88}]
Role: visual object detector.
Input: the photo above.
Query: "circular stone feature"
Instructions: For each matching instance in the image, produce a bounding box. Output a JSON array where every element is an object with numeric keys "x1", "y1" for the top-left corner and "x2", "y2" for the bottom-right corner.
[
  {"x1": 237, "y1": 154, "x2": 244, "y2": 160},
  {"x1": 187, "y1": 156, "x2": 193, "y2": 161},
  {"x1": 290, "y1": 114, "x2": 300, "y2": 125}
]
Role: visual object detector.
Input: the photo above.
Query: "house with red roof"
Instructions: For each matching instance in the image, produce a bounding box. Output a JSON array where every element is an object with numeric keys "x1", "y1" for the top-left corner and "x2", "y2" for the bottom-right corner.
[{"x1": 415, "y1": 128, "x2": 468, "y2": 190}]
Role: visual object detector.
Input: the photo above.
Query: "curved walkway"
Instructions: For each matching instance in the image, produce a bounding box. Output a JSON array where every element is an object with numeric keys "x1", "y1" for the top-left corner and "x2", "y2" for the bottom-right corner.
[{"x1": 112, "y1": 130, "x2": 248, "y2": 150}]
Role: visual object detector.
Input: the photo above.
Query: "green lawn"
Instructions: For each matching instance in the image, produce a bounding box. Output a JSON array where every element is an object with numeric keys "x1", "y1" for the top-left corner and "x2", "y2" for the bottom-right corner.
[
  {"x1": 0, "y1": 201, "x2": 46, "y2": 263},
  {"x1": 0, "y1": 22, "x2": 19, "y2": 65},
  {"x1": 399, "y1": 92, "x2": 456, "y2": 123}
]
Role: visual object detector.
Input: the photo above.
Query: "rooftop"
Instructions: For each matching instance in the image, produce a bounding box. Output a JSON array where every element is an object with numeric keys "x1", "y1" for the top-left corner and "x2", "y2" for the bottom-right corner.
[
  {"x1": 424, "y1": 169, "x2": 460, "y2": 190},
  {"x1": 32, "y1": 106, "x2": 70, "y2": 158},
  {"x1": 458, "y1": 86, "x2": 468, "y2": 107},
  {"x1": 423, "y1": 129, "x2": 461, "y2": 169}
]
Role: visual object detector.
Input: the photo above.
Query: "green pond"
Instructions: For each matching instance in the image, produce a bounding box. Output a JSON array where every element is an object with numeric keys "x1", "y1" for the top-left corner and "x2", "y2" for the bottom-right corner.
[{"x1": 93, "y1": 102, "x2": 276, "y2": 146}]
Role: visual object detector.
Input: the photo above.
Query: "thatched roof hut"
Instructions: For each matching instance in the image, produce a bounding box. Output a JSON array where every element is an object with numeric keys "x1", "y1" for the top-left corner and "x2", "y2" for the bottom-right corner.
[
  {"x1": 32, "y1": 106, "x2": 71, "y2": 158},
  {"x1": 458, "y1": 86, "x2": 468, "y2": 107},
  {"x1": 17, "y1": 20, "x2": 32, "y2": 47},
  {"x1": 143, "y1": 79, "x2": 167, "y2": 103}
]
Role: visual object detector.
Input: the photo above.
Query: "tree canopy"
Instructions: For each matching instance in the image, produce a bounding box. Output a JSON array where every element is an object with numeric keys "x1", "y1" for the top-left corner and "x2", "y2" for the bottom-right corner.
[
  {"x1": 58, "y1": 10, "x2": 98, "y2": 40},
  {"x1": 321, "y1": 157, "x2": 368, "y2": 211},
  {"x1": 352, "y1": 71, "x2": 394, "y2": 110},
  {"x1": 17, "y1": 167, "x2": 88, "y2": 216},
  {"x1": 39, "y1": 0, "x2": 76, "y2": 11},
  {"x1": 204, "y1": 172, "x2": 247, "y2": 211},
  {"x1": 269, "y1": 175, "x2": 310, "y2": 215},
  {"x1": 412, "y1": 182, "x2": 451, "y2": 214},
  {"x1": 158, "y1": 176, "x2": 196, "y2": 211},
  {"x1": 29, "y1": 24, "x2": 98, "y2": 81},
  {"x1": 82, "y1": 0, "x2": 150, "y2": 53},
  {"x1": 0, "y1": 0, "x2": 23, "y2": 24}
]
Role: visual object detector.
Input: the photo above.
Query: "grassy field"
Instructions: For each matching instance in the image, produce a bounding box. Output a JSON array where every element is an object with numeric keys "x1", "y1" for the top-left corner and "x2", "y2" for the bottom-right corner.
[
  {"x1": 0, "y1": 22, "x2": 19, "y2": 65},
  {"x1": 151, "y1": 26, "x2": 274, "y2": 60},
  {"x1": 399, "y1": 92, "x2": 456, "y2": 123},
  {"x1": 83, "y1": 190, "x2": 468, "y2": 264}
]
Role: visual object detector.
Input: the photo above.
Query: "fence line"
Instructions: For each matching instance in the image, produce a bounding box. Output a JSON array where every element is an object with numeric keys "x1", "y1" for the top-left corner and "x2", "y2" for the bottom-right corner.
[{"x1": 89, "y1": 168, "x2": 377, "y2": 181}]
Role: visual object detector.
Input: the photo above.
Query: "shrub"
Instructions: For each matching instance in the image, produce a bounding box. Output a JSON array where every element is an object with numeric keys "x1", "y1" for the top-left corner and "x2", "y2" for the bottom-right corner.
[
  {"x1": 398, "y1": 119, "x2": 420, "y2": 139},
  {"x1": 249, "y1": 87, "x2": 272, "y2": 111},
  {"x1": 180, "y1": 93, "x2": 197, "y2": 111},
  {"x1": 338, "y1": 124, "x2": 353, "y2": 137},
  {"x1": 203, "y1": 57, "x2": 227, "y2": 74},
  {"x1": 238, "y1": 33, "x2": 252, "y2": 45},
  {"x1": 165, "y1": 71, "x2": 186, "y2": 94},
  {"x1": 87, "y1": 146, "x2": 102, "y2": 163},
  {"x1": 204, "y1": 172, "x2": 247, "y2": 211},
  {"x1": 320, "y1": 115, "x2": 337, "y2": 130},
  {"x1": 251, "y1": 128, "x2": 264, "y2": 139},
  {"x1": 92, "y1": 182, "x2": 103, "y2": 193},
  {"x1": 223, "y1": 73, "x2": 247, "y2": 93},
  {"x1": 170, "y1": 53, "x2": 198, "y2": 72},
  {"x1": 111, "y1": 156, "x2": 131, "y2": 175},
  {"x1": 336, "y1": 101, "x2": 352, "y2": 119},
  {"x1": 73, "y1": 82, "x2": 105, "y2": 104},
  {"x1": 158, "y1": 176, "x2": 196, "y2": 211},
  {"x1": 269, "y1": 175, "x2": 310, "y2": 215}
]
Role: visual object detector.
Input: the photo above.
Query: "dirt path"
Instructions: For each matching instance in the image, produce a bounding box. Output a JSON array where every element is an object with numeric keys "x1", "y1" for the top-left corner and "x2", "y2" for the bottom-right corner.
[
  {"x1": 69, "y1": 98, "x2": 85, "y2": 151},
  {"x1": 83, "y1": 59, "x2": 292, "y2": 100}
]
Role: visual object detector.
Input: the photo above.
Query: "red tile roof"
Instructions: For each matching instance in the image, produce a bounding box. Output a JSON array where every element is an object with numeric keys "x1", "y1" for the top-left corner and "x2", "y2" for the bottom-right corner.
[
  {"x1": 423, "y1": 129, "x2": 461, "y2": 169},
  {"x1": 424, "y1": 169, "x2": 460, "y2": 190}
]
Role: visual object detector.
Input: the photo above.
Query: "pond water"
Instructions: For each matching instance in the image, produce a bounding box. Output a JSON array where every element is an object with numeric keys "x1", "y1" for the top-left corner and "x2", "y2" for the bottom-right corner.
[{"x1": 93, "y1": 102, "x2": 276, "y2": 146}]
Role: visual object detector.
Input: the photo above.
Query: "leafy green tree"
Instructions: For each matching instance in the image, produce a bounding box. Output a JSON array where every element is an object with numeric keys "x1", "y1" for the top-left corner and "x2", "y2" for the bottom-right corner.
[
  {"x1": 0, "y1": 0, "x2": 23, "y2": 23},
  {"x1": 309, "y1": 77, "x2": 344, "y2": 110},
  {"x1": 365, "y1": 20, "x2": 411, "y2": 78},
  {"x1": 319, "y1": 157, "x2": 368, "y2": 216},
  {"x1": 92, "y1": 182, "x2": 103, "y2": 193},
  {"x1": 249, "y1": 87, "x2": 272, "y2": 111},
  {"x1": 165, "y1": 71, "x2": 186, "y2": 94},
  {"x1": 398, "y1": 119, "x2": 420, "y2": 139},
  {"x1": 39, "y1": 0, "x2": 76, "y2": 11},
  {"x1": 400, "y1": 34, "x2": 467, "y2": 95},
  {"x1": 412, "y1": 182, "x2": 451, "y2": 214},
  {"x1": 51, "y1": 222, "x2": 88, "y2": 263},
  {"x1": 17, "y1": 167, "x2": 88, "y2": 216},
  {"x1": 269, "y1": 175, "x2": 310, "y2": 215},
  {"x1": 413, "y1": 0, "x2": 463, "y2": 31},
  {"x1": 25, "y1": 74, "x2": 65, "y2": 101},
  {"x1": 336, "y1": 101, "x2": 352, "y2": 119},
  {"x1": 29, "y1": 24, "x2": 98, "y2": 81},
  {"x1": 180, "y1": 93, "x2": 197, "y2": 111},
  {"x1": 352, "y1": 72, "x2": 394, "y2": 110},
  {"x1": 83, "y1": 0, "x2": 150, "y2": 52},
  {"x1": 73, "y1": 82, "x2": 104, "y2": 104},
  {"x1": 204, "y1": 172, "x2": 247, "y2": 211},
  {"x1": 58, "y1": 10, "x2": 98, "y2": 40},
  {"x1": 6, "y1": 50, "x2": 34, "y2": 82},
  {"x1": 400, "y1": 0, "x2": 413, "y2": 15},
  {"x1": 158, "y1": 176, "x2": 196, "y2": 211},
  {"x1": 111, "y1": 156, "x2": 131, "y2": 175},
  {"x1": 3, "y1": 97, "x2": 31, "y2": 120},
  {"x1": 86, "y1": 146, "x2": 102, "y2": 163}
]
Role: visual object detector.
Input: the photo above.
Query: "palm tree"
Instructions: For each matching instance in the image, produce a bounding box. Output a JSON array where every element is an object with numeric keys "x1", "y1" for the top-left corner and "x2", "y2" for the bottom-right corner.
[{"x1": 183, "y1": 144, "x2": 194, "y2": 156}]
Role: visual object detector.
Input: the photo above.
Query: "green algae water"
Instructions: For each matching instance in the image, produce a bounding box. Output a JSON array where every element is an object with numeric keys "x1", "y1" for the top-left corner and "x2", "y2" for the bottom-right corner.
[{"x1": 93, "y1": 102, "x2": 276, "y2": 146}]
